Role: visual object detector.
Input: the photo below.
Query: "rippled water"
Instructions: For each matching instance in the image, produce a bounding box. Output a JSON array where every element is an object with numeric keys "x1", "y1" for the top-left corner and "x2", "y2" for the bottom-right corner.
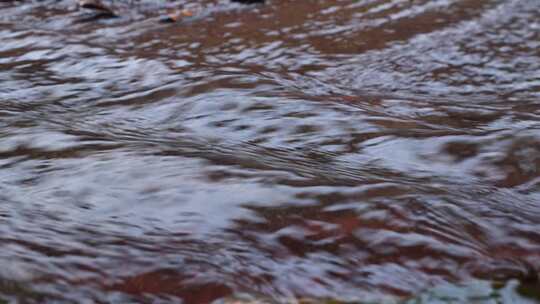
[{"x1": 1, "y1": 0, "x2": 540, "y2": 302}]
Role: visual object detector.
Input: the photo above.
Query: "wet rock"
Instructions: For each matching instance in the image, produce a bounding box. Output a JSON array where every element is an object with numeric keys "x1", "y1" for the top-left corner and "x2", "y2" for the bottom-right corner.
[
  {"x1": 230, "y1": 0, "x2": 265, "y2": 3},
  {"x1": 159, "y1": 8, "x2": 194, "y2": 23},
  {"x1": 77, "y1": 0, "x2": 116, "y2": 18}
]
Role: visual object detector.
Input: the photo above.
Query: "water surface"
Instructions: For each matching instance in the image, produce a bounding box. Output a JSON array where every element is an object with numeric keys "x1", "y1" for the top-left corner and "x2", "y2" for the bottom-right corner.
[{"x1": 1, "y1": 0, "x2": 540, "y2": 302}]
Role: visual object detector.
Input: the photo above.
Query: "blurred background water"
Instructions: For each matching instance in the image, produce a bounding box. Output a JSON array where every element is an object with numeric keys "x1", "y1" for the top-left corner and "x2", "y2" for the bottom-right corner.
[{"x1": 0, "y1": 0, "x2": 539, "y2": 302}]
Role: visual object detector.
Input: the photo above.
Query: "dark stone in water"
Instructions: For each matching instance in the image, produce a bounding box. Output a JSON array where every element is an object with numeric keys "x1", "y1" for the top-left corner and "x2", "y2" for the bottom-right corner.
[{"x1": 230, "y1": 0, "x2": 265, "y2": 4}]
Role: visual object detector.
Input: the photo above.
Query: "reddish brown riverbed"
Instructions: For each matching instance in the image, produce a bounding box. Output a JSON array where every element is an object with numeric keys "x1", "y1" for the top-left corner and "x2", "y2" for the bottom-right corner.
[{"x1": 1, "y1": 0, "x2": 540, "y2": 303}]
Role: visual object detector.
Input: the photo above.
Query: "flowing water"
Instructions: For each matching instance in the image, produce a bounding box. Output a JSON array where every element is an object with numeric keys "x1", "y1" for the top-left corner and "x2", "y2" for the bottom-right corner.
[{"x1": 1, "y1": 0, "x2": 540, "y2": 302}]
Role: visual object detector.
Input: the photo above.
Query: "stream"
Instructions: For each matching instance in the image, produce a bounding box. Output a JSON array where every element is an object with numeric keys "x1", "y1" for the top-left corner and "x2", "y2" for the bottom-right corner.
[{"x1": 1, "y1": 0, "x2": 540, "y2": 303}]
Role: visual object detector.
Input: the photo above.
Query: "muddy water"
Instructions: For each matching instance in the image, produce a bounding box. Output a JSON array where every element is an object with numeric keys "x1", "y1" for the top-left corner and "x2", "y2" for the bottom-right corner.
[{"x1": 1, "y1": 0, "x2": 540, "y2": 302}]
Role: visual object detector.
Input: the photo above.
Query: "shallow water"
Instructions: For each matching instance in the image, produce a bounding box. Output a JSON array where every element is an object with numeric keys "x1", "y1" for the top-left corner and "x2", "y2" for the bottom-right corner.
[{"x1": 1, "y1": 0, "x2": 540, "y2": 302}]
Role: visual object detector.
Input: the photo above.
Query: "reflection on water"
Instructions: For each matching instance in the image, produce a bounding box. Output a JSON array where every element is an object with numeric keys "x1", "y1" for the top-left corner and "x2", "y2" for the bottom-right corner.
[{"x1": 1, "y1": 0, "x2": 539, "y2": 302}]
